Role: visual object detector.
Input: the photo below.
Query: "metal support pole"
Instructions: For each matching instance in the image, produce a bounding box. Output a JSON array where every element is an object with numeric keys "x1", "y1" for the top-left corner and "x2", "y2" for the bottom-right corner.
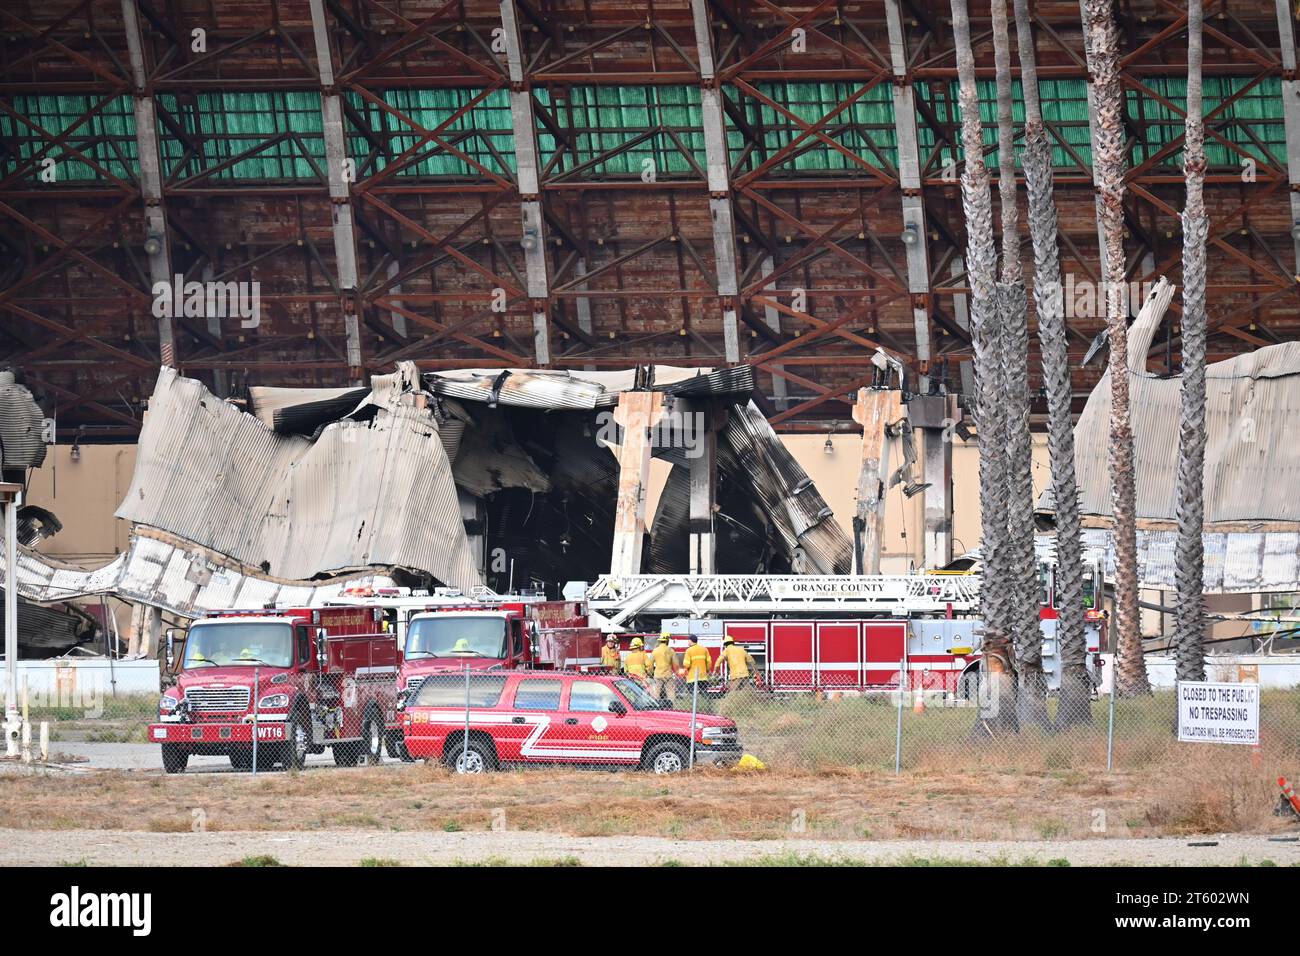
[
  {"x1": 884, "y1": 0, "x2": 933, "y2": 375},
  {"x1": 687, "y1": 401, "x2": 717, "y2": 575},
  {"x1": 894, "y1": 656, "x2": 905, "y2": 774},
  {"x1": 309, "y1": 0, "x2": 364, "y2": 382},
  {"x1": 462, "y1": 661, "x2": 471, "y2": 771},
  {"x1": 3, "y1": 485, "x2": 21, "y2": 758},
  {"x1": 1274, "y1": 1, "x2": 1300, "y2": 272},
  {"x1": 500, "y1": 1, "x2": 554, "y2": 366},
  {"x1": 121, "y1": 0, "x2": 176, "y2": 366},
  {"x1": 690, "y1": 0, "x2": 741, "y2": 363},
  {"x1": 1106, "y1": 674, "x2": 1117, "y2": 771},
  {"x1": 689, "y1": 678, "x2": 699, "y2": 769},
  {"x1": 251, "y1": 665, "x2": 260, "y2": 775}
]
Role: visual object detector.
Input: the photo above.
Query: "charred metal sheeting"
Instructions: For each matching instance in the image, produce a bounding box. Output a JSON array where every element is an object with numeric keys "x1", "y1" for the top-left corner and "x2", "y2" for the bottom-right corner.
[
  {"x1": 0, "y1": 370, "x2": 47, "y2": 472},
  {"x1": 1059, "y1": 339, "x2": 1300, "y2": 524},
  {"x1": 247, "y1": 385, "x2": 370, "y2": 434},
  {"x1": 647, "y1": 401, "x2": 851, "y2": 575},
  {"x1": 1062, "y1": 529, "x2": 1300, "y2": 595},
  {"x1": 17, "y1": 505, "x2": 61, "y2": 547},
  {"x1": 0, "y1": 589, "x2": 97, "y2": 656},
  {"x1": 117, "y1": 366, "x2": 481, "y2": 588},
  {"x1": 2, "y1": 532, "x2": 399, "y2": 620},
  {"x1": 425, "y1": 365, "x2": 756, "y2": 411},
  {"x1": 450, "y1": 407, "x2": 551, "y2": 498}
]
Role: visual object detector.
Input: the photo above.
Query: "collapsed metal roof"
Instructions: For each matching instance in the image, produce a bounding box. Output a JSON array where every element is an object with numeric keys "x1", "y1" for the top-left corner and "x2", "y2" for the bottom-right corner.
[
  {"x1": 1065, "y1": 283, "x2": 1300, "y2": 525},
  {"x1": 2, "y1": 530, "x2": 399, "y2": 619},
  {"x1": 116, "y1": 364, "x2": 481, "y2": 589}
]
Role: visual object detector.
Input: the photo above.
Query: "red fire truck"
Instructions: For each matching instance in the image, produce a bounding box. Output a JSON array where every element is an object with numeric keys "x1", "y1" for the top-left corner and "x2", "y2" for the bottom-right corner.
[
  {"x1": 587, "y1": 567, "x2": 1105, "y2": 697},
  {"x1": 325, "y1": 588, "x2": 604, "y2": 758},
  {"x1": 149, "y1": 607, "x2": 399, "y2": 773}
]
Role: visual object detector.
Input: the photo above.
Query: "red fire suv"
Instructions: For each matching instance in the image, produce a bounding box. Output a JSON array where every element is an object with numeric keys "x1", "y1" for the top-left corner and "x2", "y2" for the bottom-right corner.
[{"x1": 402, "y1": 671, "x2": 742, "y2": 773}]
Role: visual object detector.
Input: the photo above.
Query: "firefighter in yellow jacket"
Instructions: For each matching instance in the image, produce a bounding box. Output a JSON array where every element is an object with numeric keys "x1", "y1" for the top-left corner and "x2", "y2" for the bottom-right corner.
[
  {"x1": 680, "y1": 635, "x2": 711, "y2": 691},
  {"x1": 623, "y1": 637, "x2": 652, "y2": 685},
  {"x1": 713, "y1": 636, "x2": 757, "y2": 692},
  {"x1": 601, "y1": 636, "x2": 621, "y2": 674},
  {"x1": 649, "y1": 635, "x2": 679, "y2": 701}
]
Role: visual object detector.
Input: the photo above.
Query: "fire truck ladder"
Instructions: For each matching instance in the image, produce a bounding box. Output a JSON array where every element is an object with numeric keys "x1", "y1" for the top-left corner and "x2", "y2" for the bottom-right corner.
[{"x1": 585, "y1": 573, "x2": 981, "y2": 627}]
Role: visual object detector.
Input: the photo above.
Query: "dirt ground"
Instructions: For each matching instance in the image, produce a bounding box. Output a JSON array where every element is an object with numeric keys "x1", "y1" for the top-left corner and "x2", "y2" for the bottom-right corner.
[
  {"x1": 1, "y1": 750, "x2": 1297, "y2": 852},
  {"x1": 3, "y1": 828, "x2": 1298, "y2": 867}
]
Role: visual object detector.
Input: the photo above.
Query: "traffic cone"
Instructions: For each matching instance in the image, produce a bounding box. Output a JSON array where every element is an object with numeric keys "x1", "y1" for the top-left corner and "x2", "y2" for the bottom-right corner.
[
  {"x1": 913, "y1": 680, "x2": 925, "y2": 714},
  {"x1": 1279, "y1": 778, "x2": 1300, "y2": 818}
]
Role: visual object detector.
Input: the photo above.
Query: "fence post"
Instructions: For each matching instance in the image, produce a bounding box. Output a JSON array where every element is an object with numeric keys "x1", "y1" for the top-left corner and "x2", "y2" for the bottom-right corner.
[
  {"x1": 1106, "y1": 679, "x2": 1117, "y2": 772},
  {"x1": 689, "y1": 679, "x2": 699, "y2": 769},
  {"x1": 894, "y1": 657, "x2": 904, "y2": 774},
  {"x1": 462, "y1": 661, "x2": 470, "y2": 772},
  {"x1": 251, "y1": 666, "x2": 260, "y2": 775}
]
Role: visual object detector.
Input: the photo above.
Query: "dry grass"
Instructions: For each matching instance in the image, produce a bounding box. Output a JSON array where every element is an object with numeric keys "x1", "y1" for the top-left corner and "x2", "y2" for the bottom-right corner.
[{"x1": 1, "y1": 751, "x2": 1295, "y2": 842}]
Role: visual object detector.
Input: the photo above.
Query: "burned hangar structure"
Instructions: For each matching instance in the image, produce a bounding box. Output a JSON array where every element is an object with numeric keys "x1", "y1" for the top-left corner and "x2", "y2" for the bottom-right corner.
[{"x1": 3, "y1": 1, "x2": 1299, "y2": 436}]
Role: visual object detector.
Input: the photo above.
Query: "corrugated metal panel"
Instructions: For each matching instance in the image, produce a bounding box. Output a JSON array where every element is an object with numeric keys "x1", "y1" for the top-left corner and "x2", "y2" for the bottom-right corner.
[
  {"x1": 1065, "y1": 340, "x2": 1300, "y2": 524},
  {"x1": 116, "y1": 366, "x2": 481, "y2": 588},
  {"x1": 1062, "y1": 529, "x2": 1300, "y2": 594},
  {"x1": 247, "y1": 385, "x2": 369, "y2": 433},
  {"x1": 722, "y1": 402, "x2": 852, "y2": 574},
  {"x1": 425, "y1": 365, "x2": 756, "y2": 411},
  {"x1": 0, "y1": 373, "x2": 48, "y2": 470},
  {"x1": 1, "y1": 532, "x2": 399, "y2": 620}
]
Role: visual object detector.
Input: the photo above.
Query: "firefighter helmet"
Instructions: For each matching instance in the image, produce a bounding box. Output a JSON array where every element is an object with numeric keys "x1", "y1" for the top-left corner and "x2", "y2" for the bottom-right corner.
[
  {"x1": 630, "y1": 637, "x2": 644, "y2": 649},
  {"x1": 658, "y1": 634, "x2": 670, "y2": 644}
]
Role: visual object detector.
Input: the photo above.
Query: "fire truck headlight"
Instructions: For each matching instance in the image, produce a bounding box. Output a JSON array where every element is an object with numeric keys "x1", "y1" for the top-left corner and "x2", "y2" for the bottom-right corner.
[
  {"x1": 701, "y1": 727, "x2": 727, "y2": 740},
  {"x1": 159, "y1": 694, "x2": 178, "y2": 712},
  {"x1": 257, "y1": 693, "x2": 290, "y2": 709}
]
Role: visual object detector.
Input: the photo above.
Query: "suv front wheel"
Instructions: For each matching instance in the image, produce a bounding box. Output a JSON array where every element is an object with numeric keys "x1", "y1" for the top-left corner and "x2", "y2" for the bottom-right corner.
[
  {"x1": 446, "y1": 738, "x2": 497, "y2": 774},
  {"x1": 644, "y1": 740, "x2": 690, "y2": 774}
]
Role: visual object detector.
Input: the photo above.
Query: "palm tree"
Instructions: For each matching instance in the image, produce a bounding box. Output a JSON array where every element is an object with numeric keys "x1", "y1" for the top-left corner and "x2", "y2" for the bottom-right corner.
[
  {"x1": 1173, "y1": 0, "x2": 1208, "y2": 684},
  {"x1": 1013, "y1": 0, "x2": 1091, "y2": 726},
  {"x1": 989, "y1": 0, "x2": 1046, "y2": 728},
  {"x1": 1082, "y1": 0, "x2": 1149, "y2": 696},
  {"x1": 952, "y1": 0, "x2": 1017, "y2": 733}
]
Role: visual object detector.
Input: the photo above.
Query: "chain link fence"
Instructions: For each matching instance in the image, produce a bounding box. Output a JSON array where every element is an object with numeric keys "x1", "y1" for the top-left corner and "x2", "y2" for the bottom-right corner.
[{"x1": 4, "y1": 659, "x2": 1297, "y2": 786}]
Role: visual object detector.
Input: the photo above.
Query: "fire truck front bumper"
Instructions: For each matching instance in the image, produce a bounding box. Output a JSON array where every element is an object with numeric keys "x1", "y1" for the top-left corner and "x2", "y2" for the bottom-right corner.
[{"x1": 150, "y1": 719, "x2": 289, "y2": 749}]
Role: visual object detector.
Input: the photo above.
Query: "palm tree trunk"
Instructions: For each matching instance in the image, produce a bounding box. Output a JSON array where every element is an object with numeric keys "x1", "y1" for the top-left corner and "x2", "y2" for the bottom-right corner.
[
  {"x1": 990, "y1": 0, "x2": 1047, "y2": 729},
  {"x1": 1173, "y1": 0, "x2": 1208, "y2": 684},
  {"x1": 1082, "y1": 0, "x2": 1149, "y2": 697},
  {"x1": 952, "y1": 0, "x2": 1017, "y2": 734},
  {"x1": 1014, "y1": 0, "x2": 1092, "y2": 727}
]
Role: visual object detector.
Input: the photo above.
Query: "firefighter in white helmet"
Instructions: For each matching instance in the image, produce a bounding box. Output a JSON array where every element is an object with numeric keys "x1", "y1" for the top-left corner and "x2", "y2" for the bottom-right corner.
[
  {"x1": 601, "y1": 635, "x2": 622, "y2": 674},
  {"x1": 713, "y1": 636, "x2": 757, "y2": 693}
]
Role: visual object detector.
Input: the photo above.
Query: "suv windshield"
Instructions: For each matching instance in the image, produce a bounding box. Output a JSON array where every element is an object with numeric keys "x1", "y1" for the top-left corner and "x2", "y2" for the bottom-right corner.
[
  {"x1": 614, "y1": 678, "x2": 664, "y2": 711},
  {"x1": 406, "y1": 616, "x2": 507, "y2": 659},
  {"x1": 184, "y1": 622, "x2": 293, "y2": 668}
]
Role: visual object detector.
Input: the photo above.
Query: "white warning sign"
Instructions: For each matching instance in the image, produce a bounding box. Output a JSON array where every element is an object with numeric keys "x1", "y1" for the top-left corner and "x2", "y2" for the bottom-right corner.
[{"x1": 1177, "y1": 681, "x2": 1259, "y2": 746}]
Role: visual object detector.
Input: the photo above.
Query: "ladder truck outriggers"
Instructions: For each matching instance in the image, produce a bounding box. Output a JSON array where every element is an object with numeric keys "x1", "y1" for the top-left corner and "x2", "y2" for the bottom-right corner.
[{"x1": 581, "y1": 561, "x2": 1106, "y2": 697}]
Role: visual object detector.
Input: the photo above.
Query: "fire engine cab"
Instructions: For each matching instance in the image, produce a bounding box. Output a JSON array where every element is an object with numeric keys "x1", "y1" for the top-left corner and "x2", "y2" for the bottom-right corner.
[
  {"x1": 325, "y1": 588, "x2": 604, "y2": 759},
  {"x1": 149, "y1": 607, "x2": 399, "y2": 773}
]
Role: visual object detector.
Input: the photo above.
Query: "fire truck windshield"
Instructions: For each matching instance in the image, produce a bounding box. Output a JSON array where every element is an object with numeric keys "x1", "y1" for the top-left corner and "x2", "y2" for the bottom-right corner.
[
  {"x1": 183, "y1": 622, "x2": 294, "y2": 669},
  {"x1": 405, "y1": 616, "x2": 507, "y2": 659}
]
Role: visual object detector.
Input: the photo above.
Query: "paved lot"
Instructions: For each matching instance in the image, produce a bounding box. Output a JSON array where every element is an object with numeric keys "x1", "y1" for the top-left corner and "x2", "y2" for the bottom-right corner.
[
  {"x1": 46, "y1": 741, "x2": 403, "y2": 773},
  {"x1": 1, "y1": 829, "x2": 1297, "y2": 867}
]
